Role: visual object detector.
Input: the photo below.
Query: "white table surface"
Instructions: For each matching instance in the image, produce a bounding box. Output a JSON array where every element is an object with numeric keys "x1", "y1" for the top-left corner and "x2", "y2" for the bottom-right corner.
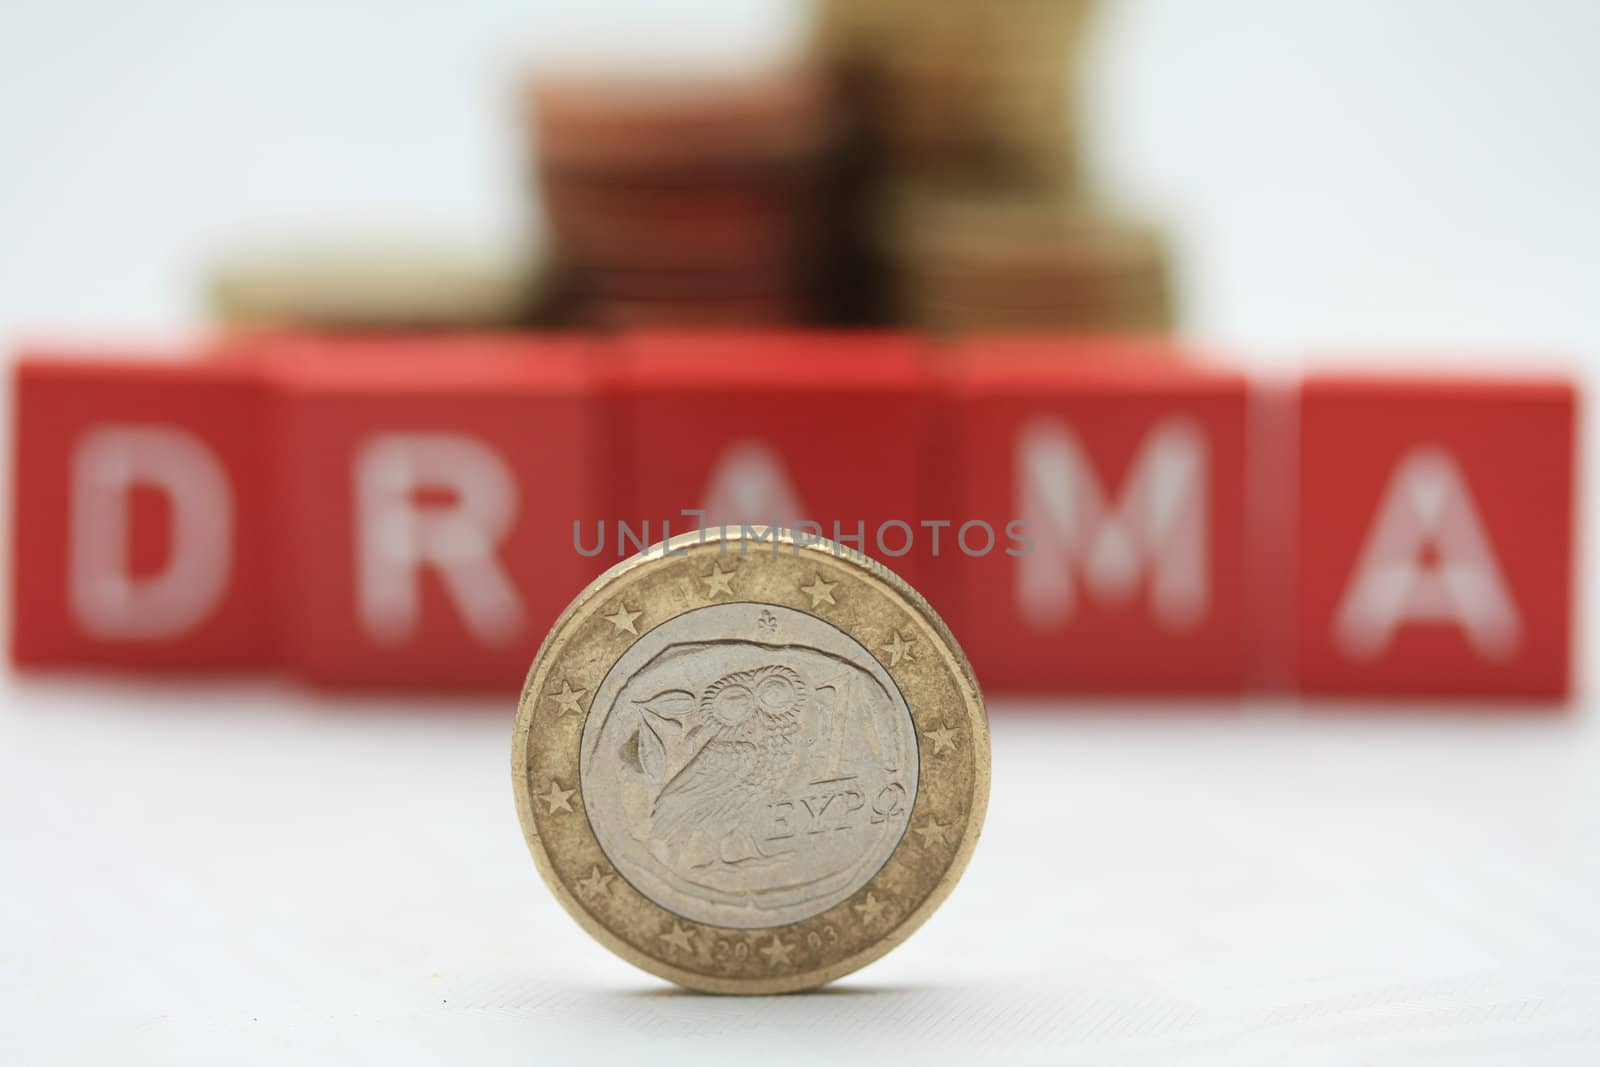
[{"x1": 5, "y1": 678, "x2": 1599, "y2": 1066}]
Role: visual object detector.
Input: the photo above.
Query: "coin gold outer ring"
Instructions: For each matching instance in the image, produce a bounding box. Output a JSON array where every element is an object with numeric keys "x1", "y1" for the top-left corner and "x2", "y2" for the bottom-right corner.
[{"x1": 512, "y1": 527, "x2": 991, "y2": 994}]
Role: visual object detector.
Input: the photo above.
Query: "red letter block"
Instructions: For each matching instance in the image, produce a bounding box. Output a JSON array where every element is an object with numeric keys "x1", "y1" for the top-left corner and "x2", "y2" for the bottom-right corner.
[
  {"x1": 11, "y1": 353, "x2": 273, "y2": 669},
  {"x1": 272, "y1": 336, "x2": 603, "y2": 690},
  {"x1": 947, "y1": 339, "x2": 1250, "y2": 693},
  {"x1": 1297, "y1": 375, "x2": 1576, "y2": 699},
  {"x1": 611, "y1": 332, "x2": 940, "y2": 589}
]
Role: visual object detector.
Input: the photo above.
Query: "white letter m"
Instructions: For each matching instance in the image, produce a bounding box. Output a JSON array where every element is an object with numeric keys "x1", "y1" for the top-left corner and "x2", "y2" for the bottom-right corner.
[{"x1": 1016, "y1": 417, "x2": 1209, "y2": 629}]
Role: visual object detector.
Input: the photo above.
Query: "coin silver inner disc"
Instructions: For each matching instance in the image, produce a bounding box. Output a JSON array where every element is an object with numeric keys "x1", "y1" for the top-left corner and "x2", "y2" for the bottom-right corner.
[{"x1": 580, "y1": 602, "x2": 920, "y2": 929}]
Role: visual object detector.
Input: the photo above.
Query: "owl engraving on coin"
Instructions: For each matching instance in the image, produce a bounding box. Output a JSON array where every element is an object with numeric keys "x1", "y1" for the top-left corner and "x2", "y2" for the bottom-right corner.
[
  {"x1": 648, "y1": 663, "x2": 805, "y2": 851},
  {"x1": 581, "y1": 603, "x2": 919, "y2": 929}
]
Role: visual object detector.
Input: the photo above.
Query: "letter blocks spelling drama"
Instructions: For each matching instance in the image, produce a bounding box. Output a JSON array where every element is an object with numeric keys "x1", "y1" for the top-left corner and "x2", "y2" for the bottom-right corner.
[
  {"x1": 945, "y1": 339, "x2": 1250, "y2": 693},
  {"x1": 8, "y1": 333, "x2": 1580, "y2": 700},
  {"x1": 12, "y1": 355, "x2": 274, "y2": 669},
  {"x1": 609, "y1": 332, "x2": 940, "y2": 592},
  {"x1": 1297, "y1": 375, "x2": 1575, "y2": 699},
  {"x1": 268, "y1": 335, "x2": 605, "y2": 689}
]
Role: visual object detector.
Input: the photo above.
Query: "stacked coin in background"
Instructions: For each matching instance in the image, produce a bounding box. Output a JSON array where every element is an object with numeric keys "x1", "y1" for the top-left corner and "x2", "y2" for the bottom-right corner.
[
  {"x1": 525, "y1": 68, "x2": 839, "y2": 328},
  {"x1": 202, "y1": 4, "x2": 1176, "y2": 337},
  {"x1": 814, "y1": 0, "x2": 1097, "y2": 187},
  {"x1": 813, "y1": 0, "x2": 1177, "y2": 335},
  {"x1": 883, "y1": 183, "x2": 1174, "y2": 335},
  {"x1": 208, "y1": 242, "x2": 554, "y2": 331}
]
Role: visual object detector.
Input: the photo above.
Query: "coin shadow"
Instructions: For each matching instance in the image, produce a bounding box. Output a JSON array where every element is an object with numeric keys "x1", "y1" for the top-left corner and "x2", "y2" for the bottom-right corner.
[
  {"x1": 621, "y1": 981, "x2": 927, "y2": 1000},
  {"x1": 548, "y1": 979, "x2": 961, "y2": 1045},
  {"x1": 482, "y1": 975, "x2": 1036, "y2": 1052}
]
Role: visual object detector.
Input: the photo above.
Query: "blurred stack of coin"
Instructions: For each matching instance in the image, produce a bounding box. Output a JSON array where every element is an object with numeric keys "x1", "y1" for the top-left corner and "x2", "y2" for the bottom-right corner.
[
  {"x1": 814, "y1": 0, "x2": 1178, "y2": 335},
  {"x1": 525, "y1": 68, "x2": 838, "y2": 328},
  {"x1": 882, "y1": 182, "x2": 1174, "y2": 335},
  {"x1": 814, "y1": 0, "x2": 1096, "y2": 186},
  {"x1": 208, "y1": 241, "x2": 555, "y2": 330}
]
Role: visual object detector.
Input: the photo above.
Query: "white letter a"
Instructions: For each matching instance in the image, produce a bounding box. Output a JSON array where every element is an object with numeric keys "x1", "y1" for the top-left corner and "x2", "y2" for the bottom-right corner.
[
  {"x1": 1334, "y1": 446, "x2": 1519, "y2": 660},
  {"x1": 700, "y1": 439, "x2": 806, "y2": 530}
]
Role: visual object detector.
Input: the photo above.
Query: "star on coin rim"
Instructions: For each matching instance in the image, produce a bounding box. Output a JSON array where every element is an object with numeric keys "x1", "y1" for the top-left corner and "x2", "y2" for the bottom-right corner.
[{"x1": 512, "y1": 527, "x2": 991, "y2": 995}]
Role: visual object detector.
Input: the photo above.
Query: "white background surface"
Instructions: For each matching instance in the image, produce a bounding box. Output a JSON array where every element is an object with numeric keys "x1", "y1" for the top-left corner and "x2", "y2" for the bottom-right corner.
[
  {"x1": 4, "y1": 1, "x2": 1600, "y2": 1064},
  {"x1": 5, "y1": 687, "x2": 1600, "y2": 1065}
]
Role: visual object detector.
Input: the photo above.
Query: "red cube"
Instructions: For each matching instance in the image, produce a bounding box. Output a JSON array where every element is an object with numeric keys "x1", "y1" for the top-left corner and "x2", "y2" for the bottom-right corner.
[
  {"x1": 946, "y1": 338, "x2": 1251, "y2": 693},
  {"x1": 608, "y1": 332, "x2": 942, "y2": 590},
  {"x1": 1297, "y1": 374, "x2": 1576, "y2": 700},
  {"x1": 269, "y1": 335, "x2": 604, "y2": 690},
  {"x1": 11, "y1": 352, "x2": 274, "y2": 669}
]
